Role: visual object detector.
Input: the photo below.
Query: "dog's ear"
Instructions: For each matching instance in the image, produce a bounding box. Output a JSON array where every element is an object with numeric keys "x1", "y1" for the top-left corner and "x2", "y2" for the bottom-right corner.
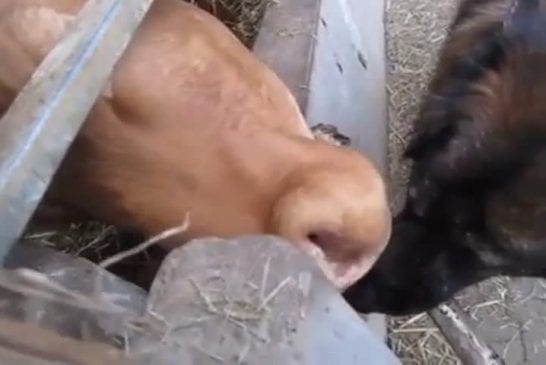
[
  {"x1": 405, "y1": 36, "x2": 506, "y2": 162},
  {"x1": 503, "y1": 0, "x2": 546, "y2": 53}
]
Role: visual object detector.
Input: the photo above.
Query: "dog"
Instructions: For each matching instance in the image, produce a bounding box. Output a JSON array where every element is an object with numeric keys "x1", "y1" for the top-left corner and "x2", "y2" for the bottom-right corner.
[{"x1": 344, "y1": 0, "x2": 546, "y2": 314}]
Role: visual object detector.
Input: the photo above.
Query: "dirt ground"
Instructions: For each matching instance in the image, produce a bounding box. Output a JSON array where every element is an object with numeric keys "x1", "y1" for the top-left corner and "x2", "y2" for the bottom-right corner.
[{"x1": 385, "y1": 0, "x2": 546, "y2": 364}]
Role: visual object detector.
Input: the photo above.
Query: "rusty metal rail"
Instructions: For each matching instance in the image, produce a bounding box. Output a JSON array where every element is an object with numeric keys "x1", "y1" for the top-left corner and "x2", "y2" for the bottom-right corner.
[{"x1": 0, "y1": 0, "x2": 153, "y2": 263}]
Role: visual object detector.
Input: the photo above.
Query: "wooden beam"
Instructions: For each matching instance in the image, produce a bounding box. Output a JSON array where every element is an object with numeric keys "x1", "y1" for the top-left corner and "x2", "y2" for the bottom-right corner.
[
  {"x1": 430, "y1": 304, "x2": 504, "y2": 365},
  {"x1": 253, "y1": 0, "x2": 321, "y2": 111}
]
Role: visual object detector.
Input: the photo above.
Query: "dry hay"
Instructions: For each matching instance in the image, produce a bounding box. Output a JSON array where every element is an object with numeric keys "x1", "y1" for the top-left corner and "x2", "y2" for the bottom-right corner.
[
  {"x1": 25, "y1": 222, "x2": 166, "y2": 290},
  {"x1": 25, "y1": 222, "x2": 118, "y2": 258},
  {"x1": 389, "y1": 314, "x2": 460, "y2": 365},
  {"x1": 185, "y1": 0, "x2": 273, "y2": 47}
]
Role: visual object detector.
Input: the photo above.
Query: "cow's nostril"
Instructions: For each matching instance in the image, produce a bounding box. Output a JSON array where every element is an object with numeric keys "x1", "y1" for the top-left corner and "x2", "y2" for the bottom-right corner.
[
  {"x1": 306, "y1": 230, "x2": 331, "y2": 251},
  {"x1": 306, "y1": 230, "x2": 350, "y2": 259},
  {"x1": 306, "y1": 229, "x2": 371, "y2": 264},
  {"x1": 307, "y1": 232, "x2": 319, "y2": 243}
]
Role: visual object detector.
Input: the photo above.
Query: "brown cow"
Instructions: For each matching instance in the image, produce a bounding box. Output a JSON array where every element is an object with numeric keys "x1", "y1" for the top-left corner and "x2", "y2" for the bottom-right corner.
[
  {"x1": 345, "y1": 0, "x2": 546, "y2": 314},
  {"x1": 0, "y1": 0, "x2": 391, "y2": 289}
]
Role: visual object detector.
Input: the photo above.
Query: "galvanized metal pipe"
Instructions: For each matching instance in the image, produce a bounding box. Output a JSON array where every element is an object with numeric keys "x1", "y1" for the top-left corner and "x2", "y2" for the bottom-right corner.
[{"x1": 0, "y1": 0, "x2": 154, "y2": 263}]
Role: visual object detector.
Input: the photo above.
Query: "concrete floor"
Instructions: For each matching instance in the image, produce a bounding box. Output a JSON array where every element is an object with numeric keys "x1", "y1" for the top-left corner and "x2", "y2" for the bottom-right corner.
[{"x1": 385, "y1": 0, "x2": 546, "y2": 364}]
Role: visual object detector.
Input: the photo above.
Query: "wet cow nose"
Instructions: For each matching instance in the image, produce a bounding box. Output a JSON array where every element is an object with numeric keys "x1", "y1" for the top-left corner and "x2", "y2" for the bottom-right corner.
[{"x1": 302, "y1": 229, "x2": 378, "y2": 289}]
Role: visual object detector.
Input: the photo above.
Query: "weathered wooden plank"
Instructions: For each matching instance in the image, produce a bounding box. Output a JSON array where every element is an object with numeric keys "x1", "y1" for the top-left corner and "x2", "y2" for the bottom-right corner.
[
  {"x1": 306, "y1": 0, "x2": 388, "y2": 172},
  {"x1": 0, "y1": 236, "x2": 400, "y2": 364},
  {"x1": 0, "y1": 0, "x2": 153, "y2": 263},
  {"x1": 430, "y1": 304, "x2": 504, "y2": 365},
  {"x1": 132, "y1": 236, "x2": 400, "y2": 365},
  {"x1": 253, "y1": 0, "x2": 321, "y2": 111}
]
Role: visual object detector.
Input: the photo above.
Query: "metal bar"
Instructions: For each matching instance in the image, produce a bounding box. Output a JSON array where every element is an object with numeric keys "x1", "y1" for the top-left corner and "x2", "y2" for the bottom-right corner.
[{"x1": 0, "y1": 0, "x2": 154, "y2": 264}]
